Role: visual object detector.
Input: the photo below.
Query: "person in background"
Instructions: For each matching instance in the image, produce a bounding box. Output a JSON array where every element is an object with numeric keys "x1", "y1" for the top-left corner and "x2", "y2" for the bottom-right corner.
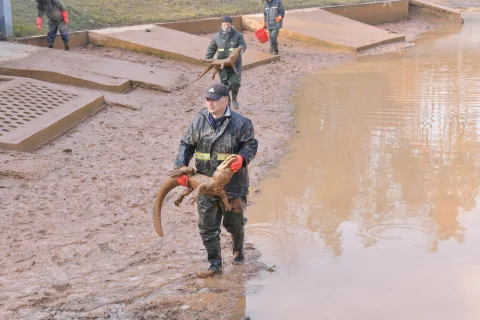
[
  {"x1": 36, "y1": 0, "x2": 70, "y2": 51},
  {"x1": 263, "y1": 0, "x2": 285, "y2": 55}
]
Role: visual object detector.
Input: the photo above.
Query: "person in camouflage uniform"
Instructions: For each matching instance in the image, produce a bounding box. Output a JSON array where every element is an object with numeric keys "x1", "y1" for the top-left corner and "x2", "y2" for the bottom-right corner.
[
  {"x1": 36, "y1": 0, "x2": 70, "y2": 51},
  {"x1": 174, "y1": 83, "x2": 258, "y2": 278},
  {"x1": 205, "y1": 16, "x2": 247, "y2": 109},
  {"x1": 263, "y1": 0, "x2": 285, "y2": 55}
]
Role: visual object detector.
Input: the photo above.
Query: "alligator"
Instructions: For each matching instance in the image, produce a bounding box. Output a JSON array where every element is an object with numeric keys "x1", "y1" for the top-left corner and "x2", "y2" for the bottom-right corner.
[
  {"x1": 153, "y1": 154, "x2": 238, "y2": 237},
  {"x1": 192, "y1": 46, "x2": 243, "y2": 83}
]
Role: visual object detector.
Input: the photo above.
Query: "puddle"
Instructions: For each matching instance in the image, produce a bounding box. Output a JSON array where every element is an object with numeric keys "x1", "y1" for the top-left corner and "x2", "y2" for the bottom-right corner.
[{"x1": 244, "y1": 12, "x2": 480, "y2": 320}]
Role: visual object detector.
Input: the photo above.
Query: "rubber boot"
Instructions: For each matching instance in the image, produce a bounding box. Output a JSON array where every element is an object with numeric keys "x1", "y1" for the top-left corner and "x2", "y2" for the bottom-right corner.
[
  {"x1": 231, "y1": 91, "x2": 239, "y2": 109},
  {"x1": 233, "y1": 251, "x2": 244, "y2": 265},
  {"x1": 197, "y1": 259, "x2": 223, "y2": 278}
]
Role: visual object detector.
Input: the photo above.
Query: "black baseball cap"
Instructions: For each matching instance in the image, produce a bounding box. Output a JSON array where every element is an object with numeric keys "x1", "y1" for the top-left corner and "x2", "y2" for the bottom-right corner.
[
  {"x1": 222, "y1": 16, "x2": 233, "y2": 23},
  {"x1": 205, "y1": 83, "x2": 230, "y2": 100}
]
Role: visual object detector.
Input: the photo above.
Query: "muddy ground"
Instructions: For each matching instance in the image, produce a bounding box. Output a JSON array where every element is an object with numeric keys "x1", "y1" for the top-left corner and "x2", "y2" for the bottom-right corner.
[{"x1": 0, "y1": 7, "x2": 456, "y2": 320}]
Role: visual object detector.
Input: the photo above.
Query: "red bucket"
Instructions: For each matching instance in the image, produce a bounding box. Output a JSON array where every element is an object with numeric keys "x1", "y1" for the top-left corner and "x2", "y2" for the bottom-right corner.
[{"x1": 254, "y1": 28, "x2": 269, "y2": 44}]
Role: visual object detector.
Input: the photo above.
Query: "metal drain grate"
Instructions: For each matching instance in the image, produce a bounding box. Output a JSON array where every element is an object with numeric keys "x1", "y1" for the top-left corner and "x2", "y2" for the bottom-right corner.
[
  {"x1": 0, "y1": 78, "x2": 104, "y2": 151},
  {"x1": 0, "y1": 82, "x2": 79, "y2": 137}
]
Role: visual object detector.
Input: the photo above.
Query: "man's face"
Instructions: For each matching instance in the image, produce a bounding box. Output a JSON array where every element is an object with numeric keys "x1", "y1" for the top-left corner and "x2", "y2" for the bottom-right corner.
[
  {"x1": 221, "y1": 22, "x2": 233, "y2": 30},
  {"x1": 206, "y1": 96, "x2": 228, "y2": 118}
]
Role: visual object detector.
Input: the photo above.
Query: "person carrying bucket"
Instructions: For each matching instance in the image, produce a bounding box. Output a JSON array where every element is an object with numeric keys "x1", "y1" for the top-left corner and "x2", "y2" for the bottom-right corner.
[
  {"x1": 263, "y1": 0, "x2": 285, "y2": 55},
  {"x1": 205, "y1": 16, "x2": 247, "y2": 109}
]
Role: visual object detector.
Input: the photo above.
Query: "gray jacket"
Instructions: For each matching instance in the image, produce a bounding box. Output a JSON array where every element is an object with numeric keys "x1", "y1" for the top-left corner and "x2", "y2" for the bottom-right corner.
[
  {"x1": 175, "y1": 107, "x2": 258, "y2": 198},
  {"x1": 264, "y1": 0, "x2": 285, "y2": 30},
  {"x1": 37, "y1": 0, "x2": 66, "y2": 24},
  {"x1": 205, "y1": 28, "x2": 247, "y2": 74}
]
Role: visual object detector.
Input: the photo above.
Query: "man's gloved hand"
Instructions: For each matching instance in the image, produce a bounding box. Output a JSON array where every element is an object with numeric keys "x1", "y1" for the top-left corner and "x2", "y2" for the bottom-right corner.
[
  {"x1": 230, "y1": 155, "x2": 244, "y2": 173},
  {"x1": 177, "y1": 174, "x2": 189, "y2": 187},
  {"x1": 36, "y1": 17, "x2": 43, "y2": 31},
  {"x1": 61, "y1": 11, "x2": 69, "y2": 24},
  {"x1": 275, "y1": 16, "x2": 283, "y2": 23},
  {"x1": 263, "y1": 21, "x2": 267, "y2": 29}
]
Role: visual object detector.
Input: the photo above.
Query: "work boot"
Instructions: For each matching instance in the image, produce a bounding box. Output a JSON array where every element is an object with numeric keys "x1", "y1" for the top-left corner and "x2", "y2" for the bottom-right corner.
[
  {"x1": 48, "y1": 44, "x2": 53, "y2": 49},
  {"x1": 233, "y1": 251, "x2": 244, "y2": 265},
  {"x1": 197, "y1": 262, "x2": 223, "y2": 278},
  {"x1": 65, "y1": 43, "x2": 70, "y2": 51}
]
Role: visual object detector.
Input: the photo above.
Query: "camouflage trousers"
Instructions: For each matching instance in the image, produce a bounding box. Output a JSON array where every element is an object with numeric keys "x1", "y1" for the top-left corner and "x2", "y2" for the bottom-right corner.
[
  {"x1": 197, "y1": 194, "x2": 247, "y2": 266},
  {"x1": 268, "y1": 29, "x2": 280, "y2": 54},
  {"x1": 47, "y1": 20, "x2": 69, "y2": 48},
  {"x1": 219, "y1": 69, "x2": 241, "y2": 102}
]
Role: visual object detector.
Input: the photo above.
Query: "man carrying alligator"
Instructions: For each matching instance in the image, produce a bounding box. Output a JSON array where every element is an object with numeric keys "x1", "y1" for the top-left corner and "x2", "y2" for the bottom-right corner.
[
  {"x1": 173, "y1": 82, "x2": 258, "y2": 277},
  {"x1": 205, "y1": 16, "x2": 247, "y2": 109},
  {"x1": 36, "y1": 0, "x2": 70, "y2": 51}
]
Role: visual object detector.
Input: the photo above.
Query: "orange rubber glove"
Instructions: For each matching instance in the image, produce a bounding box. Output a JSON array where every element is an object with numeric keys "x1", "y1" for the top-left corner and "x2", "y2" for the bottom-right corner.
[
  {"x1": 62, "y1": 11, "x2": 69, "y2": 24},
  {"x1": 275, "y1": 16, "x2": 283, "y2": 23},
  {"x1": 177, "y1": 174, "x2": 189, "y2": 187},
  {"x1": 230, "y1": 155, "x2": 244, "y2": 173},
  {"x1": 263, "y1": 21, "x2": 267, "y2": 29},
  {"x1": 36, "y1": 17, "x2": 43, "y2": 31}
]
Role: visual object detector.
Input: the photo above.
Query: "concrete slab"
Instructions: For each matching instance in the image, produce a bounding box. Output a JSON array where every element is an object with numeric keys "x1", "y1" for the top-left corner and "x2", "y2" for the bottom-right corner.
[
  {"x1": 0, "y1": 42, "x2": 184, "y2": 93},
  {"x1": 242, "y1": 8, "x2": 406, "y2": 52},
  {"x1": 412, "y1": 0, "x2": 479, "y2": 10},
  {"x1": 89, "y1": 25, "x2": 279, "y2": 69},
  {"x1": 0, "y1": 77, "x2": 104, "y2": 151},
  {"x1": 410, "y1": 0, "x2": 466, "y2": 22}
]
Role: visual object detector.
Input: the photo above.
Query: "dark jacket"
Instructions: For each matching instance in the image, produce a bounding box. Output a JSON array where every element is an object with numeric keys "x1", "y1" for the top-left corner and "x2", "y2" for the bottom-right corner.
[
  {"x1": 37, "y1": 0, "x2": 66, "y2": 24},
  {"x1": 175, "y1": 107, "x2": 258, "y2": 198},
  {"x1": 205, "y1": 28, "x2": 247, "y2": 74},
  {"x1": 264, "y1": 0, "x2": 285, "y2": 30}
]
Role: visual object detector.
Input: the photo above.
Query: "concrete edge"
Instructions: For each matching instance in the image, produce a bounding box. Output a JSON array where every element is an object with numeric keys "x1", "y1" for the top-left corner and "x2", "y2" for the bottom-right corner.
[
  {"x1": 88, "y1": 31, "x2": 205, "y2": 66},
  {"x1": 409, "y1": 0, "x2": 464, "y2": 23},
  {"x1": 356, "y1": 34, "x2": 406, "y2": 51},
  {"x1": 0, "y1": 68, "x2": 131, "y2": 93},
  {"x1": 244, "y1": 55, "x2": 280, "y2": 70},
  {"x1": 12, "y1": 30, "x2": 90, "y2": 50},
  {"x1": 0, "y1": 95, "x2": 106, "y2": 152}
]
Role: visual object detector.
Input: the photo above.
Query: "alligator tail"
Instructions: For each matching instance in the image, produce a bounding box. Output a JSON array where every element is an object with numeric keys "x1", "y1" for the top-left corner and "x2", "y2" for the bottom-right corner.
[{"x1": 153, "y1": 177, "x2": 180, "y2": 237}]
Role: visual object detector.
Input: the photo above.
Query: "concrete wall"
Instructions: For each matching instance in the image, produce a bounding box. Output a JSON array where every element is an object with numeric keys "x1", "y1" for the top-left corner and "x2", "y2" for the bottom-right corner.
[
  {"x1": 158, "y1": 15, "x2": 243, "y2": 34},
  {"x1": 14, "y1": 31, "x2": 89, "y2": 49},
  {"x1": 323, "y1": 0, "x2": 409, "y2": 25}
]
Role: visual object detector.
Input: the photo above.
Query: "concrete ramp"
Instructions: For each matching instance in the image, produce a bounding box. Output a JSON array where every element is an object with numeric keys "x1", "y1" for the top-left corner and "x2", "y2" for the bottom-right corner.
[
  {"x1": 0, "y1": 42, "x2": 183, "y2": 93},
  {"x1": 89, "y1": 25, "x2": 279, "y2": 69},
  {"x1": 243, "y1": 8, "x2": 405, "y2": 52},
  {"x1": 0, "y1": 77, "x2": 104, "y2": 151}
]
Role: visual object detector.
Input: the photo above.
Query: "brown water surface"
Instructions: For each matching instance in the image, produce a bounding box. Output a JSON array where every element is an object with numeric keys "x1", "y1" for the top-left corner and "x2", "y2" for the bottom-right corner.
[{"x1": 245, "y1": 12, "x2": 480, "y2": 320}]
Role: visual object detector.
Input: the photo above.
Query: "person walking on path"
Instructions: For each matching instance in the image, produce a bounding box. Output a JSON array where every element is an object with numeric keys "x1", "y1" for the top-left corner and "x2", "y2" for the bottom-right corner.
[
  {"x1": 36, "y1": 0, "x2": 70, "y2": 51},
  {"x1": 205, "y1": 16, "x2": 247, "y2": 109},
  {"x1": 263, "y1": 0, "x2": 285, "y2": 55},
  {"x1": 173, "y1": 83, "x2": 258, "y2": 278}
]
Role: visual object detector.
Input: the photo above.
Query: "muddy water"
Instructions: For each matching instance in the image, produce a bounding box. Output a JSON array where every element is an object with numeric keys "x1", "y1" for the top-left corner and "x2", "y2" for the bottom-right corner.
[{"x1": 244, "y1": 12, "x2": 480, "y2": 320}]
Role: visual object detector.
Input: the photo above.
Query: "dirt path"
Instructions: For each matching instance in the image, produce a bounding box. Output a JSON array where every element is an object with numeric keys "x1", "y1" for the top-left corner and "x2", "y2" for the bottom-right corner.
[{"x1": 0, "y1": 9, "x2": 456, "y2": 320}]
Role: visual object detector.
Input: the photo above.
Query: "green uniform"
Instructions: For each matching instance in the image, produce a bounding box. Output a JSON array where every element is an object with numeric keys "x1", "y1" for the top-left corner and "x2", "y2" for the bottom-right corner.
[
  {"x1": 264, "y1": 0, "x2": 285, "y2": 54},
  {"x1": 205, "y1": 28, "x2": 247, "y2": 103}
]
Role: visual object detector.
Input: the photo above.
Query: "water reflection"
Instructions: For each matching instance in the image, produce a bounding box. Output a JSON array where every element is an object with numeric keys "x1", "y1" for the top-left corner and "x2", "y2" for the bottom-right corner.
[{"x1": 245, "y1": 12, "x2": 480, "y2": 320}]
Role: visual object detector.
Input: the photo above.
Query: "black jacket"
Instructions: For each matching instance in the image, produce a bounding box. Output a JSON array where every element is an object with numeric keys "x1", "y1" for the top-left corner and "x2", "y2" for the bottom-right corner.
[{"x1": 175, "y1": 107, "x2": 258, "y2": 197}]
